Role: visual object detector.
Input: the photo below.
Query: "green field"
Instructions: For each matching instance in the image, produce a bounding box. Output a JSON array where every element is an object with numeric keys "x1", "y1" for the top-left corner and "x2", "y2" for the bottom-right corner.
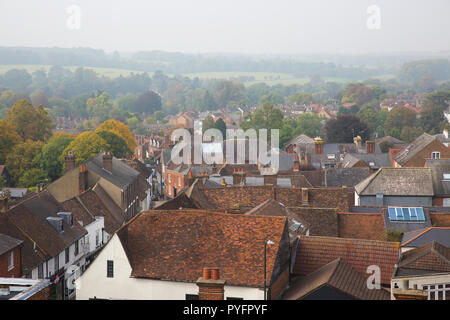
[
  {"x1": 0, "y1": 64, "x2": 395, "y2": 85},
  {"x1": 0, "y1": 64, "x2": 151, "y2": 78}
]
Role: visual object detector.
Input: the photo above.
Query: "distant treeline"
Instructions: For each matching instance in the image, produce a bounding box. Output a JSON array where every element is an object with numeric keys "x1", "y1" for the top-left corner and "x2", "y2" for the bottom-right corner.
[{"x1": 0, "y1": 47, "x2": 390, "y2": 80}]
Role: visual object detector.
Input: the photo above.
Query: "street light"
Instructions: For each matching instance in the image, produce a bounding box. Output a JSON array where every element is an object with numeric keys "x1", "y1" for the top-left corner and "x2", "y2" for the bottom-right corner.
[{"x1": 264, "y1": 240, "x2": 275, "y2": 300}]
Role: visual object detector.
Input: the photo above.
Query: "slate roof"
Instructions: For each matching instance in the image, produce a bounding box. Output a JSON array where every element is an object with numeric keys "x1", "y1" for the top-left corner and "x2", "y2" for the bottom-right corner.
[
  {"x1": 287, "y1": 207, "x2": 338, "y2": 237},
  {"x1": 283, "y1": 258, "x2": 390, "y2": 300},
  {"x1": 117, "y1": 210, "x2": 288, "y2": 287},
  {"x1": 355, "y1": 168, "x2": 434, "y2": 196},
  {"x1": 401, "y1": 228, "x2": 450, "y2": 248},
  {"x1": 324, "y1": 167, "x2": 372, "y2": 187},
  {"x1": 375, "y1": 136, "x2": 405, "y2": 146},
  {"x1": 293, "y1": 235, "x2": 400, "y2": 284},
  {"x1": 284, "y1": 134, "x2": 314, "y2": 147},
  {"x1": 208, "y1": 176, "x2": 293, "y2": 187},
  {"x1": 342, "y1": 153, "x2": 391, "y2": 169},
  {"x1": 427, "y1": 159, "x2": 450, "y2": 197},
  {"x1": 382, "y1": 207, "x2": 432, "y2": 233},
  {"x1": 86, "y1": 153, "x2": 140, "y2": 189},
  {"x1": 5, "y1": 191, "x2": 87, "y2": 258},
  {"x1": 394, "y1": 133, "x2": 436, "y2": 166},
  {"x1": 0, "y1": 233, "x2": 23, "y2": 256}
]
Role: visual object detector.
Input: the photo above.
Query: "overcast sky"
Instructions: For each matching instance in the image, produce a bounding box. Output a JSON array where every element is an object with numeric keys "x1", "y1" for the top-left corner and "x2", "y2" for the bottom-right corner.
[{"x1": 0, "y1": 0, "x2": 449, "y2": 54}]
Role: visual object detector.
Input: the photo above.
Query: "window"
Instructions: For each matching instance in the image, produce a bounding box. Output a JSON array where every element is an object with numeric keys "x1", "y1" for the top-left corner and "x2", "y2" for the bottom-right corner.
[
  {"x1": 75, "y1": 240, "x2": 79, "y2": 256},
  {"x1": 185, "y1": 294, "x2": 199, "y2": 300},
  {"x1": 432, "y1": 152, "x2": 440, "y2": 159},
  {"x1": 327, "y1": 153, "x2": 335, "y2": 160},
  {"x1": 65, "y1": 248, "x2": 70, "y2": 264},
  {"x1": 444, "y1": 174, "x2": 450, "y2": 181},
  {"x1": 54, "y1": 255, "x2": 59, "y2": 272},
  {"x1": 227, "y1": 297, "x2": 243, "y2": 300},
  {"x1": 107, "y1": 260, "x2": 114, "y2": 278},
  {"x1": 168, "y1": 174, "x2": 171, "y2": 183},
  {"x1": 444, "y1": 198, "x2": 450, "y2": 207},
  {"x1": 388, "y1": 207, "x2": 425, "y2": 221},
  {"x1": 178, "y1": 177, "x2": 182, "y2": 187},
  {"x1": 8, "y1": 251, "x2": 14, "y2": 271},
  {"x1": 96, "y1": 230, "x2": 100, "y2": 247},
  {"x1": 38, "y1": 264, "x2": 43, "y2": 278}
]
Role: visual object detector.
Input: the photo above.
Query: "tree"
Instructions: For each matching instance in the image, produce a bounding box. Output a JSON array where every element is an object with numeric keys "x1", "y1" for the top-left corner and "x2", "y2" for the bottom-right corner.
[
  {"x1": 31, "y1": 91, "x2": 49, "y2": 108},
  {"x1": 96, "y1": 120, "x2": 137, "y2": 151},
  {"x1": 17, "y1": 168, "x2": 48, "y2": 188},
  {"x1": 61, "y1": 131, "x2": 110, "y2": 167},
  {"x1": 5, "y1": 140, "x2": 44, "y2": 185},
  {"x1": 215, "y1": 81, "x2": 245, "y2": 107},
  {"x1": 420, "y1": 91, "x2": 450, "y2": 134},
  {"x1": 384, "y1": 107, "x2": 417, "y2": 136},
  {"x1": 5, "y1": 99, "x2": 54, "y2": 142},
  {"x1": 133, "y1": 90, "x2": 162, "y2": 114},
  {"x1": 324, "y1": 115, "x2": 370, "y2": 143},
  {"x1": 214, "y1": 118, "x2": 227, "y2": 139},
  {"x1": 86, "y1": 92, "x2": 113, "y2": 120},
  {"x1": 400, "y1": 127, "x2": 424, "y2": 143},
  {"x1": 0, "y1": 120, "x2": 23, "y2": 164},
  {"x1": 34, "y1": 133, "x2": 75, "y2": 181},
  {"x1": 241, "y1": 103, "x2": 284, "y2": 132},
  {"x1": 96, "y1": 130, "x2": 132, "y2": 159},
  {"x1": 341, "y1": 83, "x2": 374, "y2": 106},
  {"x1": 288, "y1": 93, "x2": 314, "y2": 105},
  {"x1": 357, "y1": 106, "x2": 378, "y2": 136},
  {"x1": 202, "y1": 115, "x2": 215, "y2": 134},
  {"x1": 295, "y1": 113, "x2": 323, "y2": 138}
]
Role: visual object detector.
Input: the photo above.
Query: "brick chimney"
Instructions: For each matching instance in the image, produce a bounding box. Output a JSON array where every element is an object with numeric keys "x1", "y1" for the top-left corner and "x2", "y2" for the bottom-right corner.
[
  {"x1": 263, "y1": 167, "x2": 277, "y2": 185},
  {"x1": 79, "y1": 165, "x2": 88, "y2": 193},
  {"x1": 64, "y1": 152, "x2": 76, "y2": 173},
  {"x1": 103, "y1": 152, "x2": 113, "y2": 173},
  {"x1": 196, "y1": 268, "x2": 226, "y2": 300},
  {"x1": 301, "y1": 188, "x2": 309, "y2": 206},
  {"x1": 232, "y1": 168, "x2": 246, "y2": 185},
  {"x1": 0, "y1": 193, "x2": 8, "y2": 214},
  {"x1": 366, "y1": 141, "x2": 375, "y2": 154},
  {"x1": 293, "y1": 154, "x2": 300, "y2": 171},
  {"x1": 314, "y1": 137, "x2": 324, "y2": 155}
]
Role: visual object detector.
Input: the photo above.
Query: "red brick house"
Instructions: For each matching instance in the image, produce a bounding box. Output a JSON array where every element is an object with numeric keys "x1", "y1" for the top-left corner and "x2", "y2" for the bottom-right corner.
[{"x1": 0, "y1": 233, "x2": 23, "y2": 278}]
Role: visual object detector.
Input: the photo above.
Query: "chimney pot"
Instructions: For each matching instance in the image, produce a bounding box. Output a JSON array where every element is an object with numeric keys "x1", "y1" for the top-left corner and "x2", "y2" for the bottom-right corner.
[
  {"x1": 203, "y1": 268, "x2": 211, "y2": 280},
  {"x1": 103, "y1": 152, "x2": 113, "y2": 172},
  {"x1": 211, "y1": 268, "x2": 220, "y2": 280}
]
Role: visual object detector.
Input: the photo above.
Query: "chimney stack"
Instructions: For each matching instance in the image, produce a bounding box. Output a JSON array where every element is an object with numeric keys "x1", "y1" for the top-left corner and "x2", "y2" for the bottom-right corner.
[
  {"x1": 263, "y1": 167, "x2": 277, "y2": 185},
  {"x1": 232, "y1": 168, "x2": 246, "y2": 185},
  {"x1": 103, "y1": 152, "x2": 113, "y2": 173},
  {"x1": 197, "y1": 268, "x2": 226, "y2": 300},
  {"x1": 0, "y1": 193, "x2": 8, "y2": 214},
  {"x1": 293, "y1": 154, "x2": 300, "y2": 172},
  {"x1": 79, "y1": 165, "x2": 88, "y2": 193},
  {"x1": 64, "y1": 152, "x2": 76, "y2": 173},
  {"x1": 314, "y1": 137, "x2": 324, "y2": 155},
  {"x1": 302, "y1": 188, "x2": 309, "y2": 206},
  {"x1": 366, "y1": 141, "x2": 375, "y2": 154}
]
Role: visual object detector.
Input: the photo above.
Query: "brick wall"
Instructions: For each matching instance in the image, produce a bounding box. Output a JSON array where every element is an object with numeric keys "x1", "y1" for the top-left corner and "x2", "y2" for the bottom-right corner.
[
  {"x1": 27, "y1": 285, "x2": 50, "y2": 300},
  {"x1": 0, "y1": 246, "x2": 21, "y2": 278},
  {"x1": 403, "y1": 139, "x2": 450, "y2": 167},
  {"x1": 269, "y1": 267, "x2": 289, "y2": 300}
]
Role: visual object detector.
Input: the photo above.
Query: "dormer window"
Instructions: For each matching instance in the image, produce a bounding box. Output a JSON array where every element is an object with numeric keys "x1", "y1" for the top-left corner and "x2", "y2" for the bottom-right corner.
[{"x1": 432, "y1": 152, "x2": 440, "y2": 159}]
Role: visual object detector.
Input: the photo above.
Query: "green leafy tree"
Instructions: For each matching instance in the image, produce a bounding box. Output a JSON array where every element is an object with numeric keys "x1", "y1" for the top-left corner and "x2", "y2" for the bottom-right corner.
[
  {"x1": 96, "y1": 130, "x2": 132, "y2": 159},
  {"x1": 61, "y1": 131, "x2": 110, "y2": 167},
  {"x1": 324, "y1": 115, "x2": 370, "y2": 143},
  {"x1": 295, "y1": 113, "x2": 323, "y2": 138},
  {"x1": 241, "y1": 103, "x2": 284, "y2": 132},
  {"x1": 400, "y1": 127, "x2": 424, "y2": 143},
  {"x1": 96, "y1": 120, "x2": 137, "y2": 151},
  {"x1": 202, "y1": 115, "x2": 216, "y2": 134},
  {"x1": 133, "y1": 90, "x2": 162, "y2": 114},
  {"x1": 288, "y1": 93, "x2": 314, "y2": 105},
  {"x1": 420, "y1": 90, "x2": 450, "y2": 134},
  {"x1": 17, "y1": 168, "x2": 48, "y2": 188},
  {"x1": 384, "y1": 107, "x2": 417, "y2": 136},
  {"x1": 5, "y1": 99, "x2": 54, "y2": 142},
  {"x1": 5, "y1": 140, "x2": 44, "y2": 185},
  {"x1": 214, "y1": 118, "x2": 227, "y2": 139},
  {"x1": 34, "y1": 133, "x2": 75, "y2": 181},
  {"x1": 86, "y1": 92, "x2": 113, "y2": 121}
]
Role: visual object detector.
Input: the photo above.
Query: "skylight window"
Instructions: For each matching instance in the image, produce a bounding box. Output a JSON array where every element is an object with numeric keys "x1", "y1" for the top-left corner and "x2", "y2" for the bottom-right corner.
[{"x1": 388, "y1": 207, "x2": 425, "y2": 221}]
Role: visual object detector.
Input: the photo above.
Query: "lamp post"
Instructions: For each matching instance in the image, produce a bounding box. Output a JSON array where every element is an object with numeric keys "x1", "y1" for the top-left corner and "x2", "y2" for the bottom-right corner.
[{"x1": 264, "y1": 240, "x2": 275, "y2": 300}]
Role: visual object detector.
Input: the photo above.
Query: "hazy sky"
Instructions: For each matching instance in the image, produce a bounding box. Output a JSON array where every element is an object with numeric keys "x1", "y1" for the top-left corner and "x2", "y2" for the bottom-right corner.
[{"x1": 0, "y1": 0, "x2": 449, "y2": 54}]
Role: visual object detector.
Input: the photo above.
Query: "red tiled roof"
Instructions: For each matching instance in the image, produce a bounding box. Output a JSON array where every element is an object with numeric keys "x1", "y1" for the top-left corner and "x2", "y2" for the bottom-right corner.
[
  {"x1": 338, "y1": 212, "x2": 386, "y2": 241},
  {"x1": 283, "y1": 258, "x2": 390, "y2": 300},
  {"x1": 293, "y1": 235, "x2": 400, "y2": 285},
  {"x1": 117, "y1": 209, "x2": 289, "y2": 287}
]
